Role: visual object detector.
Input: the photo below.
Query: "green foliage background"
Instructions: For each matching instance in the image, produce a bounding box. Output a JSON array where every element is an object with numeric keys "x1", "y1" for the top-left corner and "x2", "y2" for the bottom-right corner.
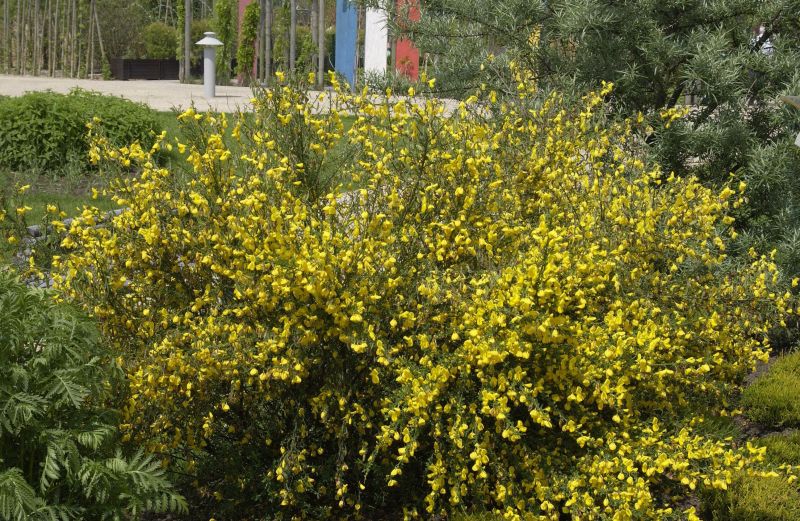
[
  {"x1": 0, "y1": 269, "x2": 186, "y2": 520},
  {"x1": 213, "y1": 0, "x2": 238, "y2": 83},
  {"x1": 376, "y1": 0, "x2": 800, "y2": 277},
  {"x1": 142, "y1": 21, "x2": 178, "y2": 60},
  {"x1": 0, "y1": 90, "x2": 160, "y2": 174},
  {"x1": 236, "y1": 2, "x2": 261, "y2": 82}
]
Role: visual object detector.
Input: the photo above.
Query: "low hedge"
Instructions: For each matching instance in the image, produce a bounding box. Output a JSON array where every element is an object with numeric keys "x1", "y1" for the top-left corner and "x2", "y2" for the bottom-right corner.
[{"x1": 0, "y1": 89, "x2": 160, "y2": 174}]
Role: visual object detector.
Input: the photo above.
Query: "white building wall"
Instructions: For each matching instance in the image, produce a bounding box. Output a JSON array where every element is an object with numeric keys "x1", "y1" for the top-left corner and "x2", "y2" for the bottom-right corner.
[{"x1": 364, "y1": 8, "x2": 389, "y2": 75}]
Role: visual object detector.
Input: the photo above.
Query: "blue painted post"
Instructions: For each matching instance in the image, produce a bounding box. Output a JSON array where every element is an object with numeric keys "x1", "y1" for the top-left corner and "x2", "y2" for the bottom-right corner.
[{"x1": 335, "y1": 0, "x2": 358, "y2": 87}]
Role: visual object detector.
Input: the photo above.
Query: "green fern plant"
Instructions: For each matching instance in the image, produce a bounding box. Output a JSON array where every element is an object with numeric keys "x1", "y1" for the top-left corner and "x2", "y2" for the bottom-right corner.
[{"x1": 0, "y1": 268, "x2": 187, "y2": 520}]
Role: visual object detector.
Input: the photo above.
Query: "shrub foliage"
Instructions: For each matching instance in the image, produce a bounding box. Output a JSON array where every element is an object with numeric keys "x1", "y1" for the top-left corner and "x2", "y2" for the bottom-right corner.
[
  {"x1": 0, "y1": 90, "x2": 160, "y2": 174},
  {"x1": 0, "y1": 269, "x2": 186, "y2": 520},
  {"x1": 54, "y1": 76, "x2": 794, "y2": 519},
  {"x1": 235, "y1": 2, "x2": 260, "y2": 83},
  {"x1": 142, "y1": 22, "x2": 178, "y2": 60},
  {"x1": 382, "y1": 0, "x2": 800, "y2": 278},
  {"x1": 742, "y1": 351, "x2": 800, "y2": 429}
]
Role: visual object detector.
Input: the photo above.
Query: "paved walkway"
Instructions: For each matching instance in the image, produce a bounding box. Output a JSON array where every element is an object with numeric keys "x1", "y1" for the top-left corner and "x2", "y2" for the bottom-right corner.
[
  {"x1": 0, "y1": 74, "x2": 461, "y2": 115},
  {"x1": 0, "y1": 75, "x2": 256, "y2": 112}
]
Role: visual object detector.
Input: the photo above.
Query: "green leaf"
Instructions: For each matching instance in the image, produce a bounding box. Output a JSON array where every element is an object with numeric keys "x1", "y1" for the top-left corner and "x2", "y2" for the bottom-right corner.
[
  {"x1": 0, "y1": 392, "x2": 48, "y2": 435},
  {"x1": 0, "y1": 468, "x2": 41, "y2": 521},
  {"x1": 46, "y1": 372, "x2": 90, "y2": 409}
]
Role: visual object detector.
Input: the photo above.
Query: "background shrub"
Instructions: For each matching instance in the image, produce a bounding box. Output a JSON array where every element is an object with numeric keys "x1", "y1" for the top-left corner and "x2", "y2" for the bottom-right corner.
[
  {"x1": 701, "y1": 474, "x2": 800, "y2": 521},
  {"x1": 189, "y1": 19, "x2": 212, "y2": 72},
  {"x1": 758, "y1": 431, "x2": 800, "y2": 466},
  {"x1": 142, "y1": 21, "x2": 178, "y2": 60},
  {"x1": 0, "y1": 269, "x2": 186, "y2": 520},
  {"x1": 273, "y1": 26, "x2": 316, "y2": 74},
  {"x1": 212, "y1": 0, "x2": 237, "y2": 83},
  {"x1": 0, "y1": 90, "x2": 160, "y2": 174},
  {"x1": 742, "y1": 351, "x2": 800, "y2": 429},
  {"x1": 56, "y1": 76, "x2": 794, "y2": 519},
  {"x1": 235, "y1": 2, "x2": 259, "y2": 82}
]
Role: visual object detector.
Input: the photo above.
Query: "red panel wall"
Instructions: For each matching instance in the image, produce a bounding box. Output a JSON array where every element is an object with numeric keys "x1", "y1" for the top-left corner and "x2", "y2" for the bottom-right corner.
[{"x1": 395, "y1": 0, "x2": 420, "y2": 81}]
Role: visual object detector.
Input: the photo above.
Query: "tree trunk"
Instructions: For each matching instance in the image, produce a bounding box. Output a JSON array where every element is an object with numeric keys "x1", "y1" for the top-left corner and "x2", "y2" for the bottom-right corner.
[
  {"x1": 49, "y1": 0, "x2": 61, "y2": 76},
  {"x1": 33, "y1": 0, "x2": 39, "y2": 75},
  {"x1": 15, "y1": 0, "x2": 20, "y2": 73},
  {"x1": 85, "y1": 0, "x2": 93, "y2": 77},
  {"x1": 316, "y1": 0, "x2": 323, "y2": 88},
  {"x1": 61, "y1": 0, "x2": 68, "y2": 74},
  {"x1": 70, "y1": 0, "x2": 76, "y2": 76},
  {"x1": 75, "y1": 0, "x2": 82, "y2": 76},
  {"x1": 93, "y1": 1, "x2": 103, "y2": 72},
  {"x1": 20, "y1": 0, "x2": 28, "y2": 75},
  {"x1": 258, "y1": 0, "x2": 265, "y2": 80},
  {"x1": 44, "y1": 0, "x2": 51, "y2": 74},
  {"x1": 310, "y1": 0, "x2": 317, "y2": 45},
  {"x1": 2, "y1": 0, "x2": 7, "y2": 71},
  {"x1": 183, "y1": 0, "x2": 191, "y2": 81},
  {"x1": 60, "y1": 0, "x2": 67, "y2": 74},
  {"x1": 264, "y1": 0, "x2": 272, "y2": 79},
  {"x1": 289, "y1": 0, "x2": 296, "y2": 71}
]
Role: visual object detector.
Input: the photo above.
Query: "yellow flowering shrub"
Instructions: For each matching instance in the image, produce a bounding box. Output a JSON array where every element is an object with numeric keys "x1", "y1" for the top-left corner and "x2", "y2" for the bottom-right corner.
[{"x1": 53, "y1": 75, "x2": 794, "y2": 520}]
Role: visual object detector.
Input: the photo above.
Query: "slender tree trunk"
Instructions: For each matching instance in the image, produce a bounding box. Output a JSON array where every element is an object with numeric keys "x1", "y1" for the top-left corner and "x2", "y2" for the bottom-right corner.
[
  {"x1": 40, "y1": 0, "x2": 47, "y2": 74},
  {"x1": 3, "y1": 0, "x2": 9, "y2": 71},
  {"x1": 289, "y1": 0, "x2": 296, "y2": 71},
  {"x1": 283, "y1": 0, "x2": 289, "y2": 70},
  {"x1": 21, "y1": 0, "x2": 28, "y2": 75},
  {"x1": 18, "y1": 0, "x2": 23, "y2": 73},
  {"x1": 50, "y1": 0, "x2": 58, "y2": 75},
  {"x1": 61, "y1": 0, "x2": 68, "y2": 74},
  {"x1": 93, "y1": 2, "x2": 103, "y2": 72},
  {"x1": 258, "y1": 0, "x2": 265, "y2": 80},
  {"x1": 74, "y1": 0, "x2": 80, "y2": 76},
  {"x1": 2, "y1": 0, "x2": 7, "y2": 71},
  {"x1": 183, "y1": 0, "x2": 191, "y2": 81},
  {"x1": 44, "y1": 0, "x2": 50, "y2": 74},
  {"x1": 3, "y1": 0, "x2": 10, "y2": 71},
  {"x1": 60, "y1": 0, "x2": 68, "y2": 74},
  {"x1": 70, "y1": 0, "x2": 76, "y2": 76},
  {"x1": 16, "y1": 0, "x2": 23, "y2": 73},
  {"x1": 316, "y1": 0, "x2": 323, "y2": 88},
  {"x1": 264, "y1": 0, "x2": 272, "y2": 79},
  {"x1": 310, "y1": 0, "x2": 317, "y2": 45},
  {"x1": 85, "y1": 0, "x2": 93, "y2": 76},
  {"x1": 32, "y1": 0, "x2": 39, "y2": 75}
]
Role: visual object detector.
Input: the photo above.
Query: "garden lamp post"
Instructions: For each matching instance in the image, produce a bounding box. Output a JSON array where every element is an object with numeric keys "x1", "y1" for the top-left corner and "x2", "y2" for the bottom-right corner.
[
  {"x1": 196, "y1": 32, "x2": 224, "y2": 99},
  {"x1": 781, "y1": 95, "x2": 800, "y2": 147}
]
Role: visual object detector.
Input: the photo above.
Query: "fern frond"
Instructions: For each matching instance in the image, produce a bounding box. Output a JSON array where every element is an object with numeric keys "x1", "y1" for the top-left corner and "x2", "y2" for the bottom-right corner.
[
  {"x1": 46, "y1": 372, "x2": 90, "y2": 409},
  {"x1": 0, "y1": 392, "x2": 48, "y2": 435},
  {"x1": 38, "y1": 442, "x2": 61, "y2": 494},
  {"x1": 0, "y1": 468, "x2": 42, "y2": 521},
  {"x1": 76, "y1": 461, "x2": 112, "y2": 504},
  {"x1": 27, "y1": 503, "x2": 79, "y2": 521},
  {"x1": 75, "y1": 424, "x2": 115, "y2": 450}
]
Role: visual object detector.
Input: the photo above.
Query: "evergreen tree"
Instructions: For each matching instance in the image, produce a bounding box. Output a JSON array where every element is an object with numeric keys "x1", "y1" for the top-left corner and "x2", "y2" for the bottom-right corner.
[{"x1": 377, "y1": 0, "x2": 800, "y2": 275}]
